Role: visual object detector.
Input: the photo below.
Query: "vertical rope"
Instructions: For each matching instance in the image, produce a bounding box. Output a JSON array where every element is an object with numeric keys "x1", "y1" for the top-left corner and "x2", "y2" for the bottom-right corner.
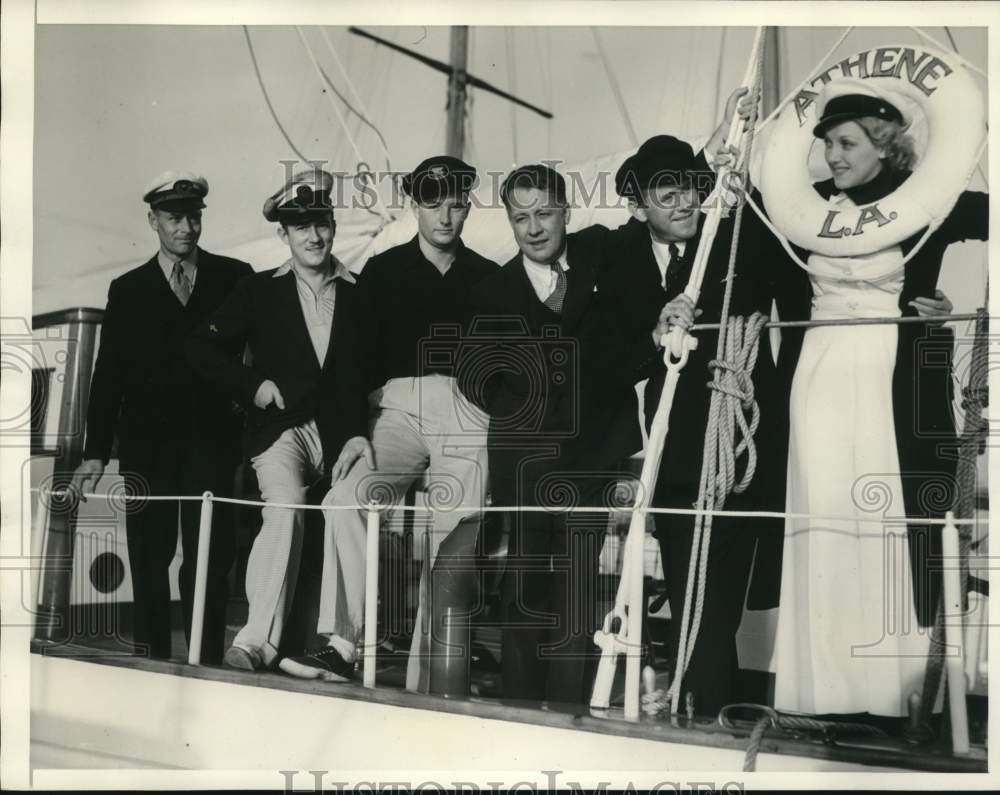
[{"x1": 668, "y1": 31, "x2": 768, "y2": 714}]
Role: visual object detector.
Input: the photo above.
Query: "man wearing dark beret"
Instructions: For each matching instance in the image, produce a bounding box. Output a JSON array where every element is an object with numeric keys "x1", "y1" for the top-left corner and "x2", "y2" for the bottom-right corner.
[
  {"x1": 601, "y1": 133, "x2": 798, "y2": 718},
  {"x1": 582, "y1": 89, "x2": 821, "y2": 716},
  {"x1": 601, "y1": 87, "x2": 958, "y2": 715},
  {"x1": 71, "y1": 171, "x2": 253, "y2": 665},
  {"x1": 277, "y1": 156, "x2": 498, "y2": 689},
  {"x1": 187, "y1": 168, "x2": 372, "y2": 673}
]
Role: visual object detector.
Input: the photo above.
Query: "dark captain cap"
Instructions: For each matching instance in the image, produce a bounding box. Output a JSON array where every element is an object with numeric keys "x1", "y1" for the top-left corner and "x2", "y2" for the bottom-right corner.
[
  {"x1": 403, "y1": 155, "x2": 477, "y2": 204},
  {"x1": 812, "y1": 78, "x2": 906, "y2": 138}
]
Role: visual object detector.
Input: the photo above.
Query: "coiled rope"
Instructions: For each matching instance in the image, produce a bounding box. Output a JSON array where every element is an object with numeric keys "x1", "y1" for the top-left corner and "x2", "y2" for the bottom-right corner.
[
  {"x1": 705, "y1": 312, "x2": 769, "y2": 496},
  {"x1": 668, "y1": 30, "x2": 768, "y2": 715}
]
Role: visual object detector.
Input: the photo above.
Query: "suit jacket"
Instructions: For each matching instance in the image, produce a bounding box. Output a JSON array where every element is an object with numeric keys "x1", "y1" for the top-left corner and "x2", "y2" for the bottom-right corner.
[
  {"x1": 83, "y1": 248, "x2": 253, "y2": 472},
  {"x1": 460, "y1": 226, "x2": 643, "y2": 501},
  {"x1": 594, "y1": 210, "x2": 812, "y2": 609},
  {"x1": 597, "y1": 212, "x2": 809, "y2": 500},
  {"x1": 186, "y1": 265, "x2": 372, "y2": 466}
]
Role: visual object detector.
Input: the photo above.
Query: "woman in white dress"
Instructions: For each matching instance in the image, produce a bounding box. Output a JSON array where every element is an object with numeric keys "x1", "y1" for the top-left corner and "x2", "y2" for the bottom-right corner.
[{"x1": 770, "y1": 78, "x2": 988, "y2": 718}]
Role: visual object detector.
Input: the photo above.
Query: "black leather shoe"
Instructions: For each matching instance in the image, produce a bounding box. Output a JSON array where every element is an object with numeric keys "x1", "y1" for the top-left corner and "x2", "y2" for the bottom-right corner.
[{"x1": 279, "y1": 647, "x2": 355, "y2": 682}]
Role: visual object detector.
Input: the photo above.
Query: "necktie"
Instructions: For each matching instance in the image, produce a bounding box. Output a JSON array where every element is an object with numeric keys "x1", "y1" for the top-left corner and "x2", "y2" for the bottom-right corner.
[
  {"x1": 543, "y1": 262, "x2": 567, "y2": 314},
  {"x1": 170, "y1": 261, "x2": 192, "y2": 306},
  {"x1": 663, "y1": 242, "x2": 681, "y2": 289}
]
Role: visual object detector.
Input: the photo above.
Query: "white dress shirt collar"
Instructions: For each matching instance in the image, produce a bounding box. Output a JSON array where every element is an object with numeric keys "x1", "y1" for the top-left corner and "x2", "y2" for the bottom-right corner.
[
  {"x1": 158, "y1": 247, "x2": 199, "y2": 286},
  {"x1": 649, "y1": 235, "x2": 686, "y2": 288},
  {"x1": 521, "y1": 249, "x2": 569, "y2": 302}
]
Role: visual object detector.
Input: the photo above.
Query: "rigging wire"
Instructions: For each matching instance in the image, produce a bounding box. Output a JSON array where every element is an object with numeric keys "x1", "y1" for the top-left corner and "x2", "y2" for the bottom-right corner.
[
  {"x1": 943, "y1": 26, "x2": 961, "y2": 53},
  {"x1": 652, "y1": 32, "x2": 672, "y2": 137},
  {"x1": 295, "y1": 26, "x2": 392, "y2": 222},
  {"x1": 366, "y1": 29, "x2": 397, "y2": 164},
  {"x1": 939, "y1": 25, "x2": 988, "y2": 190},
  {"x1": 544, "y1": 28, "x2": 554, "y2": 156},
  {"x1": 591, "y1": 27, "x2": 639, "y2": 147},
  {"x1": 312, "y1": 58, "x2": 392, "y2": 174},
  {"x1": 909, "y1": 26, "x2": 986, "y2": 78},
  {"x1": 712, "y1": 28, "x2": 728, "y2": 124},
  {"x1": 678, "y1": 29, "x2": 698, "y2": 134},
  {"x1": 242, "y1": 26, "x2": 310, "y2": 162},
  {"x1": 531, "y1": 26, "x2": 554, "y2": 158},
  {"x1": 505, "y1": 27, "x2": 520, "y2": 165},
  {"x1": 756, "y1": 27, "x2": 854, "y2": 130},
  {"x1": 936, "y1": 25, "x2": 989, "y2": 424},
  {"x1": 318, "y1": 26, "x2": 392, "y2": 172}
]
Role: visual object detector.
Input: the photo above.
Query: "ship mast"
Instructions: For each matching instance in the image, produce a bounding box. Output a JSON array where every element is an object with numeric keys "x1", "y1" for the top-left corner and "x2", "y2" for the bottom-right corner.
[
  {"x1": 446, "y1": 26, "x2": 469, "y2": 158},
  {"x1": 762, "y1": 26, "x2": 782, "y2": 116},
  {"x1": 349, "y1": 26, "x2": 552, "y2": 162}
]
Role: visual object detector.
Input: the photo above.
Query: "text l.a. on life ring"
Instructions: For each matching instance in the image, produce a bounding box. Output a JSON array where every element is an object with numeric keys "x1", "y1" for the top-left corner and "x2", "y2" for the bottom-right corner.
[{"x1": 754, "y1": 44, "x2": 986, "y2": 258}]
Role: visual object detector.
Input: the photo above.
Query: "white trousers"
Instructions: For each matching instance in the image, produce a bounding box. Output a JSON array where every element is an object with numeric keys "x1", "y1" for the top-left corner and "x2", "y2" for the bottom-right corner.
[
  {"x1": 234, "y1": 420, "x2": 324, "y2": 664},
  {"x1": 319, "y1": 375, "x2": 489, "y2": 691}
]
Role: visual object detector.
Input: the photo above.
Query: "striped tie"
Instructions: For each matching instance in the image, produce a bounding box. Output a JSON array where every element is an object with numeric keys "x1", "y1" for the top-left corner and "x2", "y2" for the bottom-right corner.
[
  {"x1": 544, "y1": 262, "x2": 567, "y2": 314},
  {"x1": 170, "y1": 261, "x2": 192, "y2": 306}
]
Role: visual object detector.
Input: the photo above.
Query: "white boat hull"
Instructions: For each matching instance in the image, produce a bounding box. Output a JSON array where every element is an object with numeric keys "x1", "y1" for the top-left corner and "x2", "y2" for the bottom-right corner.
[{"x1": 31, "y1": 653, "x2": 921, "y2": 776}]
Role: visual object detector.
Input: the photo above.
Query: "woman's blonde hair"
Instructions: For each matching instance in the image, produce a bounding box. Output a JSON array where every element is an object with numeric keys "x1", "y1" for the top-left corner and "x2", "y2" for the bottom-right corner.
[{"x1": 856, "y1": 116, "x2": 916, "y2": 173}]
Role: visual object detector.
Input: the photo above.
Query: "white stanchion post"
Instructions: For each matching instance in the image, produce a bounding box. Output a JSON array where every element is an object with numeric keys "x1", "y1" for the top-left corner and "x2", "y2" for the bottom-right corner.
[
  {"x1": 624, "y1": 506, "x2": 647, "y2": 720},
  {"x1": 591, "y1": 345, "x2": 692, "y2": 717},
  {"x1": 30, "y1": 487, "x2": 50, "y2": 633},
  {"x1": 964, "y1": 590, "x2": 983, "y2": 692},
  {"x1": 363, "y1": 503, "x2": 380, "y2": 689},
  {"x1": 187, "y1": 491, "x2": 214, "y2": 666},
  {"x1": 941, "y1": 511, "x2": 970, "y2": 754}
]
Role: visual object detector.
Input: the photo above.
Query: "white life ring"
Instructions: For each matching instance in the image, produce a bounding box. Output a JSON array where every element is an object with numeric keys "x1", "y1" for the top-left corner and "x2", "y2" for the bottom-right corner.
[{"x1": 755, "y1": 44, "x2": 985, "y2": 257}]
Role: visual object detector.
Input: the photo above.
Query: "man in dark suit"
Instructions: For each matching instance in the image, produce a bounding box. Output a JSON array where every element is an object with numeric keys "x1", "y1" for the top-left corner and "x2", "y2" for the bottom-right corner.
[
  {"x1": 71, "y1": 171, "x2": 253, "y2": 665},
  {"x1": 460, "y1": 164, "x2": 642, "y2": 705},
  {"x1": 187, "y1": 168, "x2": 372, "y2": 674},
  {"x1": 598, "y1": 135, "x2": 807, "y2": 716},
  {"x1": 603, "y1": 125, "x2": 956, "y2": 715}
]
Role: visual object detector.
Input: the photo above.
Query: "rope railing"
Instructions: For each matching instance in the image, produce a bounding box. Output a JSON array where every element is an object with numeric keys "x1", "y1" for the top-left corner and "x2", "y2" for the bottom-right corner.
[
  {"x1": 29, "y1": 487, "x2": 986, "y2": 728},
  {"x1": 29, "y1": 484, "x2": 984, "y2": 750},
  {"x1": 31, "y1": 487, "x2": 981, "y2": 525},
  {"x1": 691, "y1": 312, "x2": 983, "y2": 332}
]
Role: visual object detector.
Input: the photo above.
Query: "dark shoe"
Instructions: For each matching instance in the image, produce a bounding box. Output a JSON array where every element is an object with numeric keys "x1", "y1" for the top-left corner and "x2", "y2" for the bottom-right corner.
[
  {"x1": 279, "y1": 646, "x2": 356, "y2": 682},
  {"x1": 223, "y1": 644, "x2": 264, "y2": 672}
]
